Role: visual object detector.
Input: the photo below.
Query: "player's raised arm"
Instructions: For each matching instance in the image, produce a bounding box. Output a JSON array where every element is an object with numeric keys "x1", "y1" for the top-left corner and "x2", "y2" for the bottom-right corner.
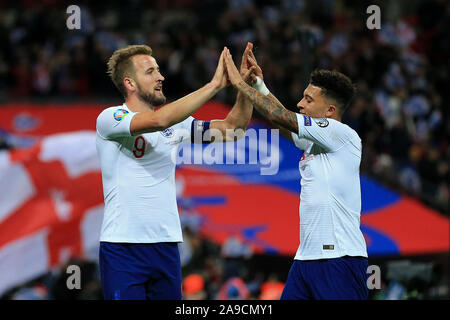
[
  {"x1": 222, "y1": 48, "x2": 299, "y2": 136},
  {"x1": 206, "y1": 43, "x2": 256, "y2": 142},
  {"x1": 245, "y1": 49, "x2": 295, "y2": 142},
  {"x1": 129, "y1": 48, "x2": 228, "y2": 136}
]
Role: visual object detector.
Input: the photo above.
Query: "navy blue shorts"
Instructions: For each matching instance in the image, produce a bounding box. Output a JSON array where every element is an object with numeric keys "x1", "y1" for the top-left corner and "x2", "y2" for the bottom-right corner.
[
  {"x1": 99, "y1": 242, "x2": 182, "y2": 300},
  {"x1": 280, "y1": 256, "x2": 369, "y2": 300}
]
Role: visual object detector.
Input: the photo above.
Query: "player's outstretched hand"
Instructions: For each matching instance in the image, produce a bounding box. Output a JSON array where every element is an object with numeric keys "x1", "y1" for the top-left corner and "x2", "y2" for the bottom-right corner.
[
  {"x1": 240, "y1": 42, "x2": 256, "y2": 85},
  {"x1": 247, "y1": 48, "x2": 264, "y2": 81},
  {"x1": 223, "y1": 48, "x2": 244, "y2": 87},
  {"x1": 211, "y1": 48, "x2": 228, "y2": 90}
]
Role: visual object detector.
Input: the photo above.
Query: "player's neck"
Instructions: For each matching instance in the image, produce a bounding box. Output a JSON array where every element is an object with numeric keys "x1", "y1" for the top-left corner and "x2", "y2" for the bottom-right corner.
[
  {"x1": 332, "y1": 116, "x2": 342, "y2": 122},
  {"x1": 329, "y1": 113, "x2": 341, "y2": 122},
  {"x1": 124, "y1": 95, "x2": 155, "y2": 113}
]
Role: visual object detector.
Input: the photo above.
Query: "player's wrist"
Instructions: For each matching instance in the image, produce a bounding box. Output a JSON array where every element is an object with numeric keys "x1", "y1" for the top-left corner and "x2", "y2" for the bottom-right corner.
[
  {"x1": 252, "y1": 76, "x2": 270, "y2": 95},
  {"x1": 207, "y1": 80, "x2": 222, "y2": 94}
]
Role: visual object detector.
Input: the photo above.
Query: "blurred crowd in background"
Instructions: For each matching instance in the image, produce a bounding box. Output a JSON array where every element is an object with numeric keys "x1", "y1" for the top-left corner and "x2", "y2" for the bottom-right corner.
[{"x1": 0, "y1": 0, "x2": 449, "y2": 300}]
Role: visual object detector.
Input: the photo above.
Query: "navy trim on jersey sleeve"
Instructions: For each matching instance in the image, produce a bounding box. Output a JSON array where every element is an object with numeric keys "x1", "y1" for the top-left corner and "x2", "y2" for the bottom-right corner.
[
  {"x1": 191, "y1": 120, "x2": 212, "y2": 144},
  {"x1": 303, "y1": 115, "x2": 312, "y2": 126}
]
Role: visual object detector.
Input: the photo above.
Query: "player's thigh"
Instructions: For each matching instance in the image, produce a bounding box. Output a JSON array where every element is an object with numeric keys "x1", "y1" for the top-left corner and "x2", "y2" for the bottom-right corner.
[
  {"x1": 280, "y1": 261, "x2": 312, "y2": 300},
  {"x1": 146, "y1": 273, "x2": 182, "y2": 300},
  {"x1": 308, "y1": 256, "x2": 369, "y2": 300},
  {"x1": 99, "y1": 242, "x2": 148, "y2": 300},
  {"x1": 145, "y1": 243, "x2": 182, "y2": 300},
  {"x1": 100, "y1": 269, "x2": 147, "y2": 300}
]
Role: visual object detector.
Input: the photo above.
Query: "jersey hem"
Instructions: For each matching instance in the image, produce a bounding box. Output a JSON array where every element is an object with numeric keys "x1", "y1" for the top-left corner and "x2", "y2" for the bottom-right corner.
[
  {"x1": 99, "y1": 238, "x2": 183, "y2": 243},
  {"x1": 294, "y1": 252, "x2": 368, "y2": 261}
]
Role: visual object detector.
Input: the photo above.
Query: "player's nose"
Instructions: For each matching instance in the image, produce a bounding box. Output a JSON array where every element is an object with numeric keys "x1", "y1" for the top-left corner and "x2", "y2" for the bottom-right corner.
[{"x1": 155, "y1": 70, "x2": 165, "y2": 81}]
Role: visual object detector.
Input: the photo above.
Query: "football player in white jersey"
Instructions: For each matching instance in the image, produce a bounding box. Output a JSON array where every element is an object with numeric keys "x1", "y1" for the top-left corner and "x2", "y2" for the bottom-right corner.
[
  {"x1": 223, "y1": 46, "x2": 369, "y2": 300},
  {"x1": 96, "y1": 44, "x2": 256, "y2": 300}
]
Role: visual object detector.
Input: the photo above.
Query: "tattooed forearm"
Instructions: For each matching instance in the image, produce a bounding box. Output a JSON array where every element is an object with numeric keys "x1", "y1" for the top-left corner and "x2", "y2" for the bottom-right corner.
[{"x1": 236, "y1": 81, "x2": 298, "y2": 133}]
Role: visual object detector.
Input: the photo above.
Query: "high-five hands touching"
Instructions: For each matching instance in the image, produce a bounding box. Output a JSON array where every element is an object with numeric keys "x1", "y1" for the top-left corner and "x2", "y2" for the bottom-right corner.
[
  {"x1": 223, "y1": 48, "x2": 245, "y2": 87},
  {"x1": 247, "y1": 48, "x2": 264, "y2": 81},
  {"x1": 239, "y1": 42, "x2": 257, "y2": 85},
  {"x1": 210, "y1": 48, "x2": 229, "y2": 90}
]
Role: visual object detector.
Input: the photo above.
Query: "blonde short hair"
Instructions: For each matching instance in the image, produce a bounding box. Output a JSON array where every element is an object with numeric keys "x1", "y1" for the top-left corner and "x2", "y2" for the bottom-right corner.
[{"x1": 107, "y1": 45, "x2": 153, "y2": 97}]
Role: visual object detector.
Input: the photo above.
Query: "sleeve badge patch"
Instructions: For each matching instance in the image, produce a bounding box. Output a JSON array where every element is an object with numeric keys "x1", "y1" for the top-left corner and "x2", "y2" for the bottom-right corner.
[
  {"x1": 113, "y1": 109, "x2": 129, "y2": 121},
  {"x1": 160, "y1": 127, "x2": 174, "y2": 138},
  {"x1": 314, "y1": 118, "x2": 329, "y2": 128},
  {"x1": 303, "y1": 115, "x2": 312, "y2": 126}
]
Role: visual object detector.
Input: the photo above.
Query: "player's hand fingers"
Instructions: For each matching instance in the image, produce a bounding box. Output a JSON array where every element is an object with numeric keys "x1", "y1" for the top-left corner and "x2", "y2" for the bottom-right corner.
[
  {"x1": 249, "y1": 48, "x2": 257, "y2": 62},
  {"x1": 211, "y1": 48, "x2": 228, "y2": 89},
  {"x1": 223, "y1": 48, "x2": 234, "y2": 68},
  {"x1": 214, "y1": 48, "x2": 226, "y2": 77},
  {"x1": 243, "y1": 66, "x2": 256, "y2": 82},
  {"x1": 229, "y1": 50, "x2": 240, "y2": 74},
  {"x1": 247, "y1": 53, "x2": 263, "y2": 79},
  {"x1": 217, "y1": 48, "x2": 225, "y2": 70},
  {"x1": 224, "y1": 48, "x2": 241, "y2": 84},
  {"x1": 247, "y1": 55, "x2": 258, "y2": 67},
  {"x1": 240, "y1": 43, "x2": 251, "y2": 69},
  {"x1": 245, "y1": 43, "x2": 254, "y2": 67}
]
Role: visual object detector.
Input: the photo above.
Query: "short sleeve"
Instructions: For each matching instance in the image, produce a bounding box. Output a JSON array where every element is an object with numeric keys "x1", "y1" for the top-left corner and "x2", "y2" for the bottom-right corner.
[
  {"x1": 169, "y1": 116, "x2": 196, "y2": 144},
  {"x1": 181, "y1": 116, "x2": 195, "y2": 131},
  {"x1": 96, "y1": 107, "x2": 137, "y2": 139},
  {"x1": 295, "y1": 113, "x2": 349, "y2": 152},
  {"x1": 291, "y1": 132, "x2": 312, "y2": 151}
]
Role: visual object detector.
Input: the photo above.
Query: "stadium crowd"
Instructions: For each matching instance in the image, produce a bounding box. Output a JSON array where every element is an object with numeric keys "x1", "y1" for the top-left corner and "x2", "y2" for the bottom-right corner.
[{"x1": 0, "y1": 0, "x2": 448, "y2": 300}]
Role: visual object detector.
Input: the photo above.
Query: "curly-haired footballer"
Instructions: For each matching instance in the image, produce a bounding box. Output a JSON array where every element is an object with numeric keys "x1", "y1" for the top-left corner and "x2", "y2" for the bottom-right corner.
[{"x1": 224, "y1": 46, "x2": 369, "y2": 300}]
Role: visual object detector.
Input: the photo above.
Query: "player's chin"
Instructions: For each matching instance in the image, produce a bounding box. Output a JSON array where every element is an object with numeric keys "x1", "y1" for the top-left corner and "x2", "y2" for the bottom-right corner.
[{"x1": 153, "y1": 94, "x2": 166, "y2": 106}]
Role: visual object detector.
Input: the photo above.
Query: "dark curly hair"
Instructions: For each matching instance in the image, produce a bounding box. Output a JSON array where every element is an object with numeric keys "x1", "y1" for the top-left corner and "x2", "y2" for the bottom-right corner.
[{"x1": 309, "y1": 69, "x2": 356, "y2": 115}]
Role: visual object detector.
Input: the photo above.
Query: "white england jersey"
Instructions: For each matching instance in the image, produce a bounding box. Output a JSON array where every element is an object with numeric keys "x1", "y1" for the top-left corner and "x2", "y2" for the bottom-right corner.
[
  {"x1": 291, "y1": 113, "x2": 368, "y2": 260},
  {"x1": 95, "y1": 104, "x2": 194, "y2": 243}
]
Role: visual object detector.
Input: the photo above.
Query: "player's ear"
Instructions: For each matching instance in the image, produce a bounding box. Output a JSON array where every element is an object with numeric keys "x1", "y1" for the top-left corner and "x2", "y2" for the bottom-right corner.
[
  {"x1": 326, "y1": 104, "x2": 337, "y2": 117},
  {"x1": 124, "y1": 77, "x2": 136, "y2": 93}
]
